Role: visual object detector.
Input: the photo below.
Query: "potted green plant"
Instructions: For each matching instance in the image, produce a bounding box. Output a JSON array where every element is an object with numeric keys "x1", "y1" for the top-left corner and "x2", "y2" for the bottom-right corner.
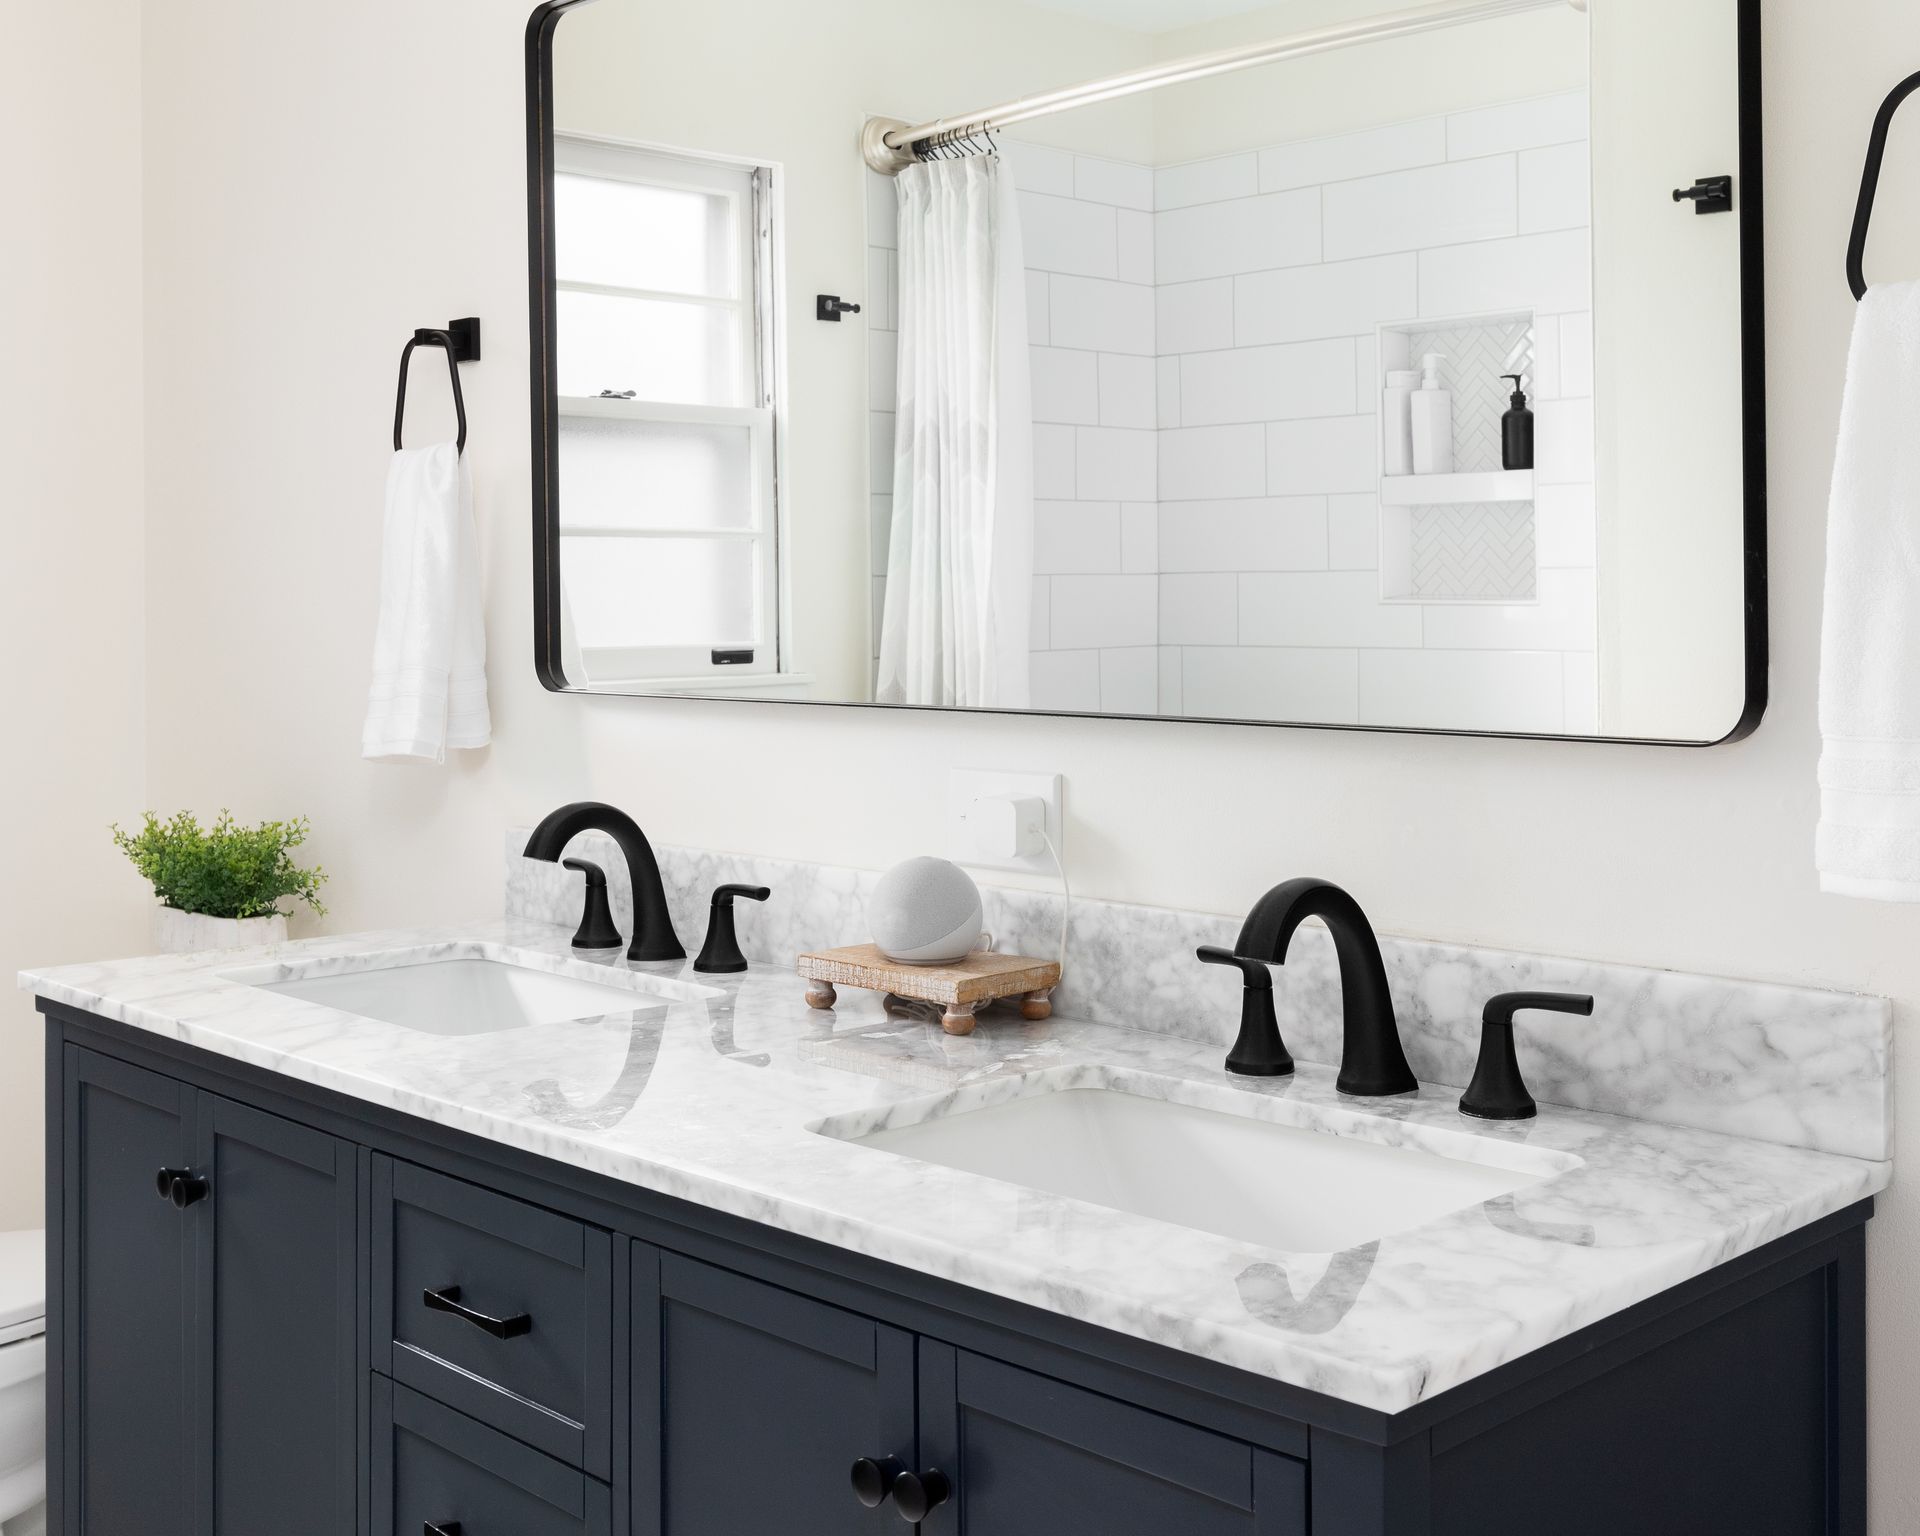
[{"x1": 112, "y1": 810, "x2": 328, "y2": 953}]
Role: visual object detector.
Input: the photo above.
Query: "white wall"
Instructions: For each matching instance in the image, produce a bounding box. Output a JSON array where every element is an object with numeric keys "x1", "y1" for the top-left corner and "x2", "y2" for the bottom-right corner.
[
  {"x1": 116, "y1": 0, "x2": 1920, "y2": 1527},
  {"x1": 0, "y1": 0, "x2": 150, "y2": 1233}
]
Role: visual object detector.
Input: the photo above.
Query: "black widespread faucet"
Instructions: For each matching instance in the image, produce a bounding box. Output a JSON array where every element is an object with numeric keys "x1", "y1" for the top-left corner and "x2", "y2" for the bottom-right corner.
[
  {"x1": 523, "y1": 801, "x2": 686, "y2": 963},
  {"x1": 1230, "y1": 878, "x2": 1417, "y2": 1098}
]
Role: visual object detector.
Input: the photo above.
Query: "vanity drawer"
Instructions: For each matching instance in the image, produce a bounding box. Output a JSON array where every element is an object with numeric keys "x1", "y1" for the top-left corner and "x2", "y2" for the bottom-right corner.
[
  {"x1": 373, "y1": 1376, "x2": 612, "y2": 1536},
  {"x1": 372, "y1": 1157, "x2": 613, "y2": 1475}
]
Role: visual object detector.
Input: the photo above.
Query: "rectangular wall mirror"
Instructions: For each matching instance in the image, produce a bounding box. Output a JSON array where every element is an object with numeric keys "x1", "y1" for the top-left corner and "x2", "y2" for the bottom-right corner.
[{"x1": 528, "y1": 0, "x2": 1764, "y2": 744}]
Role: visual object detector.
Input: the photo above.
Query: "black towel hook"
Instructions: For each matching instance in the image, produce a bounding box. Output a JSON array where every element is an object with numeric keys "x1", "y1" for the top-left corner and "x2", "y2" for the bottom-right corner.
[
  {"x1": 394, "y1": 316, "x2": 482, "y2": 452},
  {"x1": 1848, "y1": 72, "x2": 1920, "y2": 301}
]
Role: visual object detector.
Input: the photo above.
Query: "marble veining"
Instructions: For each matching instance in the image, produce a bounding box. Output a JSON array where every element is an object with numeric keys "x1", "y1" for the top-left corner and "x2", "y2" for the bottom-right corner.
[
  {"x1": 506, "y1": 833, "x2": 1893, "y2": 1161},
  {"x1": 19, "y1": 924, "x2": 1889, "y2": 1415}
]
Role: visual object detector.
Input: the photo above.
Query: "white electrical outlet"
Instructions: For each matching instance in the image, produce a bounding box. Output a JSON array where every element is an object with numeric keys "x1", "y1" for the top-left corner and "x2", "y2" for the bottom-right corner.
[{"x1": 948, "y1": 770, "x2": 1064, "y2": 874}]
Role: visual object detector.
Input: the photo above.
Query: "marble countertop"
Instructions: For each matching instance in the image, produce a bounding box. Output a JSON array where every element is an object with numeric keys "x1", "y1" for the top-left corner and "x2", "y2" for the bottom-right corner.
[{"x1": 21, "y1": 924, "x2": 1890, "y2": 1414}]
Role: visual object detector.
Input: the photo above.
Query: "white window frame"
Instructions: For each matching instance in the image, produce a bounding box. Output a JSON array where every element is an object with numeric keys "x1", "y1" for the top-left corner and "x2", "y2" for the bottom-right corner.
[{"x1": 554, "y1": 135, "x2": 787, "y2": 686}]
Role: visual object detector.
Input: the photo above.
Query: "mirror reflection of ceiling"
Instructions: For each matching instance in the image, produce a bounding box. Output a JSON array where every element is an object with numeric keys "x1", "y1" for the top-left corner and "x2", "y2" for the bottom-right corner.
[{"x1": 1019, "y1": 0, "x2": 1296, "y2": 32}]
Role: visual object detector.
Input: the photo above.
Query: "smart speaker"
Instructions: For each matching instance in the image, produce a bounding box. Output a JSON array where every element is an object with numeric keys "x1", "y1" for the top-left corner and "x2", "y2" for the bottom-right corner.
[{"x1": 868, "y1": 857, "x2": 984, "y2": 964}]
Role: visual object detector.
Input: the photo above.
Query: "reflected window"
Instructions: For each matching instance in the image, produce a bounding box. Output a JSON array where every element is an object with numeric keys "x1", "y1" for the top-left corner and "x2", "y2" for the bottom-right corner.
[{"x1": 554, "y1": 138, "x2": 781, "y2": 684}]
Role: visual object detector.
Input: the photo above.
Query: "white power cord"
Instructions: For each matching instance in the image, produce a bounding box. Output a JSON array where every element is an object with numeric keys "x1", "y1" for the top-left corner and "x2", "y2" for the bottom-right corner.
[{"x1": 1040, "y1": 828, "x2": 1071, "y2": 970}]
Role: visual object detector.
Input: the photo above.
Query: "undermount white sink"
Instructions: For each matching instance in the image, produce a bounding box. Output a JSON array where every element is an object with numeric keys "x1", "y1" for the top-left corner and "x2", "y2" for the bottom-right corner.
[
  {"x1": 822, "y1": 1077, "x2": 1575, "y2": 1253},
  {"x1": 230, "y1": 955, "x2": 714, "y2": 1036}
]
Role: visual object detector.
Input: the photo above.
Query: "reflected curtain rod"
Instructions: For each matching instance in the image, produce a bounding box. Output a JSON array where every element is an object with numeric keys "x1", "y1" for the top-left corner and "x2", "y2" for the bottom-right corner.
[{"x1": 862, "y1": 0, "x2": 1587, "y2": 174}]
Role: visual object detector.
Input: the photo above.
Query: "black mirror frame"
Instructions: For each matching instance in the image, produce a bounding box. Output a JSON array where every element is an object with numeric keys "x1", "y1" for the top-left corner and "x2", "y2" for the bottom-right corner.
[{"x1": 525, "y1": 0, "x2": 1767, "y2": 747}]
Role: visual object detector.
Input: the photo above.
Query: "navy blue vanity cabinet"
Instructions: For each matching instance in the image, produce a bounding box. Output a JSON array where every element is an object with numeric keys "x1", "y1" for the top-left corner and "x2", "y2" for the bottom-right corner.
[
  {"x1": 42, "y1": 1001, "x2": 1873, "y2": 1536},
  {"x1": 633, "y1": 1247, "x2": 916, "y2": 1535},
  {"x1": 56, "y1": 1046, "x2": 359, "y2": 1536}
]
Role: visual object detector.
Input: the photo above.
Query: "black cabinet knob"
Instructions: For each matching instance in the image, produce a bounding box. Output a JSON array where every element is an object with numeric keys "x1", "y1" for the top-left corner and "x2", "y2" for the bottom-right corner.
[
  {"x1": 155, "y1": 1168, "x2": 208, "y2": 1207},
  {"x1": 892, "y1": 1469, "x2": 952, "y2": 1522},
  {"x1": 851, "y1": 1456, "x2": 906, "y2": 1508}
]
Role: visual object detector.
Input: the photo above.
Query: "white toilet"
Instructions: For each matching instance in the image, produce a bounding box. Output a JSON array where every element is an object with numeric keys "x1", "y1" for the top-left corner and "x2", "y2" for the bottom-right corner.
[{"x1": 0, "y1": 1231, "x2": 45, "y2": 1536}]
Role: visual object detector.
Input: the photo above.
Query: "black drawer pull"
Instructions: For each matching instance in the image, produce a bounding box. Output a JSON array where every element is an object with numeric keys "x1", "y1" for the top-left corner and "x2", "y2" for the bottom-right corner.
[
  {"x1": 422, "y1": 1285, "x2": 532, "y2": 1340},
  {"x1": 425, "y1": 1523, "x2": 461, "y2": 1536}
]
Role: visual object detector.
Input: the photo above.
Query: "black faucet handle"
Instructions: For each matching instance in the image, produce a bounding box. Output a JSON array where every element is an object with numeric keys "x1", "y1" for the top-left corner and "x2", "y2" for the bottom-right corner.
[
  {"x1": 562, "y1": 859, "x2": 624, "y2": 951},
  {"x1": 1461, "y1": 992, "x2": 1595, "y2": 1120},
  {"x1": 1196, "y1": 946, "x2": 1273, "y2": 989},
  {"x1": 694, "y1": 884, "x2": 771, "y2": 974},
  {"x1": 1196, "y1": 947, "x2": 1292, "y2": 1078}
]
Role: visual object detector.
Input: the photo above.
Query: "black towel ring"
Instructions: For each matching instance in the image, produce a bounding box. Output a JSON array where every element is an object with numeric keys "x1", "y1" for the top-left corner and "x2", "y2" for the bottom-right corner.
[
  {"x1": 393, "y1": 317, "x2": 482, "y2": 452},
  {"x1": 1848, "y1": 72, "x2": 1920, "y2": 300}
]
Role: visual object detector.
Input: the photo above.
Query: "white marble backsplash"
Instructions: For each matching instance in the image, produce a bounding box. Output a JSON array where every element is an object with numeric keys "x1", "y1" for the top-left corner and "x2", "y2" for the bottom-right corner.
[{"x1": 504, "y1": 832, "x2": 1892, "y2": 1162}]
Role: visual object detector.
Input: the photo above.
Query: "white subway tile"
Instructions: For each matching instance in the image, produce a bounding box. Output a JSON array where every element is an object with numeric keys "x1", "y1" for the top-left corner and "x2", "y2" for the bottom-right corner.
[
  {"x1": 1419, "y1": 229, "x2": 1591, "y2": 317},
  {"x1": 1181, "y1": 647, "x2": 1360, "y2": 723},
  {"x1": 1030, "y1": 347, "x2": 1100, "y2": 425},
  {"x1": 1234, "y1": 254, "x2": 1417, "y2": 346},
  {"x1": 1077, "y1": 427, "x2": 1157, "y2": 503},
  {"x1": 1098, "y1": 354, "x2": 1157, "y2": 430},
  {"x1": 1266, "y1": 417, "x2": 1377, "y2": 495},
  {"x1": 1020, "y1": 191, "x2": 1119, "y2": 278},
  {"x1": 1075, "y1": 155, "x2": 1154, "y2": 211},
  {"x1": 869, "y1": 328, "x2": 897, "y2": 407},
  {"x1": 1026, "y1": 270, "x2": 1050, "y2": 345},
  {"x1": 1000, "y1": 139, "x2": 1075, "y2": 197},
  {"x1": 1155, "y1": 154, "x2": 1259, "y2": 210},
  {"x1": 1260, "y1": 118, "x2": 1446, "y2": 192},
  {"x1": 1030, "y1": 578, "x2": 1051, "y2": 650},
  {"x1": 1158, "y1": 647, "x2": 1183, "y2": 716},
  {"x1": 1536, "y1": 398, "x2": 1595, "y2": 485},
  {"x1": 1117, "y1": 209, "x2": 1155, "y2": 285},
  {"x1": 1535, "y1": 484, "x2": 1596, "y2": 567},
  {"x1": 1029, "y1": 649, "x2": 1101, "y2": 712},
  {"x1": 1239, "y1": 572, "x2": 1423, "y2": 647},
  {"x1": 1049, "y1": 575, "x2": 1159, "y2": 649},
  {"x1": 1121, "y1": 502, "x2": 1158, "y2": 574},
  {"x1": 1158, "y1": 498, "x2": 1329, "y2": 572},
  {"x1": 1100, "y1": 647, "x2": 1160, "y2": 714},
  {"x1": 1160, "y1": 574, "x2": 1238, "y2": 644},
  {"x1": 1355, "y1": 335, "x2": 1379, "y2": 411},
  {"x1": 1156, "y1": 356, "x2": 1182, "y2": 428},
  {"x1": 1420, "y1": 567, "x2": 1597, "y2": 650},
  {"x1": 1358, "y1": 649, "x2": 1565, "y2": 732},
  {"x1": 1032, "y1": 423, "x2": 1076, "y2": 499},
  {"x1": 870, "y1": 412, "x2": 895, "y2": 494},
  {"x1": 1158, "y1": 278, "x2": 1235, "y2": 354},
  {"x1": 1179, "y1": 338, "x2": 1357, "y2": 426},
  {"x1": 867, "y1": 247, "x2": 898, "y2": 330},
  {"x1": 1328, "y1": 494, "x2": 1381, "y2": 570},
  {"x1": 1050, "y1": 275, "x2": 1156, "y2": 355},
  {"x1": 1157, "y1": 189, "x2": 1321, "y2": 284},
  {"x1": 1448, "y1": 92, "x2": 1590, "y2": 160},
  {"x1": 1563, "y1": 652, "x2": 1600, "y2": 734},
  {"x1": 1559, "y1": 312, "x2": 1593, "y2": 397},
  {"x1": 1034, "y1": 501, "x2": 1121, "y2": 575},
  {"x1": 871, "y1": 495, "x2": 892, "y2": 576},
  {"x1": 1519, "y1": 142, "x2": 1591, "y2": 235},
  {"x1": 1323, "y1": 157, "x2": 1517, "y2": 262},
  {"x1": 1161, "y1": 425, "x2": 1267, "y2": 501},
  {"x1": 866, "y1": 171, "x2": 898, "y2": 249}
]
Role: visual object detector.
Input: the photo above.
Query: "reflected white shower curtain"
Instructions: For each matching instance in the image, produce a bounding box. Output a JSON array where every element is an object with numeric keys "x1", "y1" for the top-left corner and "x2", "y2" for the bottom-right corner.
[{"x1": 877, "y1": 156, "x2": 1033, "y2": 708}]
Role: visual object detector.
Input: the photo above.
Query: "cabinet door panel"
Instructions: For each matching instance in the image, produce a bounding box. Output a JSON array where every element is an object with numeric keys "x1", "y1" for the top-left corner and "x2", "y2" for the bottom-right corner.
[
  {"x1": 635, "y1": 1246, "x2": 914, "y2": 1536},
  {"x1": 61, "y1": 1048, "x2": 194, "y2": 1536},
  {"x1": 195, "y1": 1093, "x2": 357, "y2": 1536},
  {"x1": 919, "y1": 1346, "x2": 1307, "y2": 1536}
]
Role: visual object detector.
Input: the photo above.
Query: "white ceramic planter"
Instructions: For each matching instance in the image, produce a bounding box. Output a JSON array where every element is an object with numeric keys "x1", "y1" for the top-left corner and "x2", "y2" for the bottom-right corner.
[{"x1": 153, "y1": 907, "x2": 288, "y2": 954}]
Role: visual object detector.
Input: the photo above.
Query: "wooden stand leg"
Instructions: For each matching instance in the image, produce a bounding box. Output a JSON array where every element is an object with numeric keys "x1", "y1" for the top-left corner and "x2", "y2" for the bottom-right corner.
[
  {"x1": 805, "y1": 980, "x2": 838, "y2": 1011},
  {"x1": 941, "y1": 1002, "x2": 980, "y2": 1037},
  {"x1": 1019, "y1": 989, "x2": 1054, "y2": 1022}
]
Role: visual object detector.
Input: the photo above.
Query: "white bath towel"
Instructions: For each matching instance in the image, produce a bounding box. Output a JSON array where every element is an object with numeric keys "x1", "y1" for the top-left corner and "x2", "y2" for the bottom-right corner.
[
  {"x1": 1817, "y1": 280, "x2": 1920, "y2": 900},
  {"x1": 362, "y1": 442, "x2": 491, "y2": 763}
]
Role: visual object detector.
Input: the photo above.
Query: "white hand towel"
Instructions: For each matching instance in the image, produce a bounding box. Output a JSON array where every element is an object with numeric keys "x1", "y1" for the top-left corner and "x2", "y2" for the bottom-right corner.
[
  {"x1": 362, "y1": 442, "x2": 492, "y2": 763},
  {"x1": 1817, "y1": 280, "x2": 1920, "y2": 900}
]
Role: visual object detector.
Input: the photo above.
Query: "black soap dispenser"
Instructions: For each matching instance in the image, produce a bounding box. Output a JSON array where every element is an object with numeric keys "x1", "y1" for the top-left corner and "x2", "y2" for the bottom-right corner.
[{"x1": 1500, "y1": 374, "x2": 1534, "y2": 471}]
